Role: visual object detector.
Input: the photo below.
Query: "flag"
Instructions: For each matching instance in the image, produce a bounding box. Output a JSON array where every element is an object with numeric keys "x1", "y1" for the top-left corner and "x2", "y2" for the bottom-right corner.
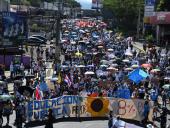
[
  {"x1": 35, "y1": 85, "x2": 43, "y2": 100},
  {"x1": 58, "y1": 72, "x2": 62, "y2": 84},
  {"x1": 64, "y1": 75, "x2": 72, "y2": 87},
  {"x1": 128, "y1": 68, "x2": 149, "y2": 84}
]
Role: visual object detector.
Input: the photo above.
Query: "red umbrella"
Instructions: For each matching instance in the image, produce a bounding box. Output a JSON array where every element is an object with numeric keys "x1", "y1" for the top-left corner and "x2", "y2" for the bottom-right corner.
[{"x1": 141, "y1": 63, "x2": 152, "y2": 68}]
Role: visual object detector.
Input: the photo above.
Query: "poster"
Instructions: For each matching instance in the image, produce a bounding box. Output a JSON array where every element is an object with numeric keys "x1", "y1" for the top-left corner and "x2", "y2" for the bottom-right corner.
[
  {"x1": 26, "y1": 96, "x2": 154, "y2": 122},
  {"x1": 2, "y1": 12, "x2": 27, "y2": 40}
]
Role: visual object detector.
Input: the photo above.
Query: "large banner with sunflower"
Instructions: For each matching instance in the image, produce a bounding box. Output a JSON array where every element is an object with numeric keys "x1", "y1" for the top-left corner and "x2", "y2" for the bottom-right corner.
[{"x1": 26, "y1": 96, "x2": 153, "y2": 121}]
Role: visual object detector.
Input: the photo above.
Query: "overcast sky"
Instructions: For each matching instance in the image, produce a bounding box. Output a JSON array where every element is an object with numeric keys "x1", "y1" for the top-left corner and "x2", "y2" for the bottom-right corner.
[{"x1": 75, "y1": 0, "x2": 92, "y2": 9}]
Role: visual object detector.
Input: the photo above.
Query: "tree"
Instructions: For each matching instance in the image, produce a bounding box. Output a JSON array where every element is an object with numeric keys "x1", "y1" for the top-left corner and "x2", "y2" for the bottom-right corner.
[
  {"x1": 103, "y1": 0, "x2": 144, "y2": 35},
  {"x1": 156, "y1": 0, "x2": 170, "y2": 11}
]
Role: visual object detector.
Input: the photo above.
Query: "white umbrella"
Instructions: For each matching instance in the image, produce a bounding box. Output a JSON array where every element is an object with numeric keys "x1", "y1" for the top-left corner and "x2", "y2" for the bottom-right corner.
[
  {"x1": 111, "y1": 63, "x2": 118, "y2": 67},
  {"x1": 98, "y1": 45, "x2": 103, "y2": 48},
  {"x1": 0, "y1": 95, "x2": 14, "y2": 101},
  {"x1": 100, "y1": 60, "x2": 109, "y2": 64},
  {"x1": 85, "y1": 71, "x2": 95, "y2": 75},
  {"x1": 108, "y1": 48, "x2": 113, "y2": 52},
  {"x1": 108, "y1": 54, "x2": 116, "y2": 59},
  {"x1": 76, "y1": 65, "x2": 86, "y2": 68},
  {"x1": 131, "y1": 64, "x2": 139, "y2": 68},
  {"x1": 50, "y1": 77, "x2": 58, "y2": 82},
  {"x1": 107, "y1": 67, "x2": 118, "y2": 71},
  {"x1": 125, "y1": 68, "x2": 133, "y2": 71},
  {"x1": 71, "y1": 41, "x2": 76, "y2": 45},
  {"x1": 122, "y1": 59, "x2": 130, "y2": 62},
  {"x1": 100, "y1": 64, "x2": 108, "y2": 68},
  {"x1": 164, "y1": 77, "x2": 170, "y2": 80},
  {"x1": 125, "y1": 51, "x2": 133, "y2": 56},
  {"x1": 79, "y1": 29, "x2": 85, "y2": 33},
  {"x1": 61, "y1": 65, "x2": 69, "y2": 68}
]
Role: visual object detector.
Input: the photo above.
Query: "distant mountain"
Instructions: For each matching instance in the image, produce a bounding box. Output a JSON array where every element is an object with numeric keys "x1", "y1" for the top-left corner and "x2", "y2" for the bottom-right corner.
[{"x1": 75, "y1": 0, "x2": 91, "y2": 9}]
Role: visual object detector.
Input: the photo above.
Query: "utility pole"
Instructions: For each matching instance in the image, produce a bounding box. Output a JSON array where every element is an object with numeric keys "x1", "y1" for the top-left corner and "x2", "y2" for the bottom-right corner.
[
  {"x1": 137, "y1": 1, "x2": 141, "y2": 40},
  {"x1": 54, "y1": 0, "x2": 62, "y2": 75}
]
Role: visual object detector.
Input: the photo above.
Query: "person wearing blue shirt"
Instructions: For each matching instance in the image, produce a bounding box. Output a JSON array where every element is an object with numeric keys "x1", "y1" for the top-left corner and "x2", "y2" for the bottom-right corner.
[
  {"x1": 150, "y1": 91, "x2": 158, "y2": 102},
  {"x1": 142, "y1": 101, "x2": 150, "y2": 125}
]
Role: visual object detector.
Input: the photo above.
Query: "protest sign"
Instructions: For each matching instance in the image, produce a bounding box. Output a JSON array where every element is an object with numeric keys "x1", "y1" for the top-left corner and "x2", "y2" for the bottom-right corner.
[{"x1": 26, "y1": 96, "x2": 153, "y2": 122}]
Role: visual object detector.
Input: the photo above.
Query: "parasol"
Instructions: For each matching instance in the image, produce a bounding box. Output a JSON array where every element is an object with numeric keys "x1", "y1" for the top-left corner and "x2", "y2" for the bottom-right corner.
[
  {"x1": 85, "y1": 71, "x2": 95, "y2": 75},
  {"x1": 18, "y1": 86, "x2": 34, "y2": 96}
]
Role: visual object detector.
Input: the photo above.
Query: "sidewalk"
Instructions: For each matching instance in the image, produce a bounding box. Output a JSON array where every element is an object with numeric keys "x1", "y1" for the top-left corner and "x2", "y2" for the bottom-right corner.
[{"x1": 132, "y1": 42, "x2": 160, "y2": 53}]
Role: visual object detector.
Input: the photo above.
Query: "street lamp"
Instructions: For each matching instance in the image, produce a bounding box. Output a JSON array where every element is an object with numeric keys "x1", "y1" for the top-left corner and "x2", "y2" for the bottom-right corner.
[{"x1": 54, "y1": 0, "x2": 63, "y2": 75}]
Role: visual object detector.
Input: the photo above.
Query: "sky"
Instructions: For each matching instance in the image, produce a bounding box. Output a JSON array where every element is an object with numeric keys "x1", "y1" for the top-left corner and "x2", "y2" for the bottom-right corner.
[{"x1": 75, "y1": 0, "x2": 92, "y2": 9}]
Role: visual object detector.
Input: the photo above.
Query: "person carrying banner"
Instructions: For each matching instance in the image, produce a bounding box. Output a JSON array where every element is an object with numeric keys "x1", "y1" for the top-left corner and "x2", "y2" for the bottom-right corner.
[
  {"x1": 45, "y1": 109, "x2": 55, "y2": 128},
  {"x1": 3, "y1": 100, "x2": 13, "y2": 126},
  {"x1": 108, "y1": 111, "x2": 113, "y2": 128},
  {"x1": 142, "y1": 101, "x2": 150, "y2": 126}
]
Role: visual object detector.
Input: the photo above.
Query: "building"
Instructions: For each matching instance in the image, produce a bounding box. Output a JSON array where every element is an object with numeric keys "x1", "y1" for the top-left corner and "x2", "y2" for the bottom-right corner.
[
  {"x1": 0, "y1": 0, "x2": 10, "y2": 12},
  {"x1": 40, "y1": 2, "x2": 81, "y2": 18},
  {"x1": 145, "y1": 12, "x2": 170, "y2": 46}
]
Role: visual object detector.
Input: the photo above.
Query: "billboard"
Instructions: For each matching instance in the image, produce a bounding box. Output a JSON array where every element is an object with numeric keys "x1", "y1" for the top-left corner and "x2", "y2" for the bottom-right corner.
[
  {"x1": 2, "y1": 12, "x2": 27, "y2": 41},
  {"x1": 144, "y1": 0, "x2": 155, "y2": 17},
  {"x1": 92, "y1": 0, "x2": 103, "y2": 9}
]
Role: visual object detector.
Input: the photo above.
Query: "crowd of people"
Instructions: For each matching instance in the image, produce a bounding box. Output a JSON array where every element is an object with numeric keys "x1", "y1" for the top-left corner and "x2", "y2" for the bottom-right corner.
[{"x1": 0, "y1": 18, "x2": 170, "y2": 128}]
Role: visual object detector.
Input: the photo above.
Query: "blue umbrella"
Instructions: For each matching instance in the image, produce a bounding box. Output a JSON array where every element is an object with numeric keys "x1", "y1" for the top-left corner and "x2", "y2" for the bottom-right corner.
[{"x1": 39, "y1": 82, "x2": 49, "y2": 92}]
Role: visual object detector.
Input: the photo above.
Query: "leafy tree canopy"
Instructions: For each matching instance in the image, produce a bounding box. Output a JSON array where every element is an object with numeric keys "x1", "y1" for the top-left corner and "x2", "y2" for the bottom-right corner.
[
  {"x1": 10, "y1": 0, "x2": 81, "y2": 8},
  {"x1": 156, "y1": 0, "x2": 170, "y2": 11},
  {"x1": 103, "y1": 0, "x2": 144, "y2": 34}
]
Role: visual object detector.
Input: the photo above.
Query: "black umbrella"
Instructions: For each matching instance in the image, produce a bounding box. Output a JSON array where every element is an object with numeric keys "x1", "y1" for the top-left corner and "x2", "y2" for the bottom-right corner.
[
  {"x1": 13, "y1": 75, "x2": 24, "y2": 80},
  {"x1": 25, "y1": 75, "x2": 35, "y2": 79},
  {"x1": 18, "y1": 86, "x2": 34, "y2": 96},
  {"x1": 14, "y1": 80, "x2": 23, "y2": 84}
]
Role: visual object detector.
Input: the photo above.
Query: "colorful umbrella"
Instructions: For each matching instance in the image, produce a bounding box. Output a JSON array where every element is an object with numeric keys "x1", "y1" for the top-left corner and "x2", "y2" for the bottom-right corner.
[{"x1": 141, "y1": 63, "x2": 152, "y2": 68}]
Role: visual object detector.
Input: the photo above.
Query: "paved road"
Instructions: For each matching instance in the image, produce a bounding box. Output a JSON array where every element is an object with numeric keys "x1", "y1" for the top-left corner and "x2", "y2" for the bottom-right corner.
[{"x1": 36, "y1": 121, "x2": 108, "y2": 128}]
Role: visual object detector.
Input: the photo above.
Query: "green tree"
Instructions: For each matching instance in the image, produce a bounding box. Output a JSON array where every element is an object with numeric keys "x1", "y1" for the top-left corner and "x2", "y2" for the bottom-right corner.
[
  {"x1": 156, "y1": 0, "x2": 170, "y2": 11},
  {"x1": 103, "y1": 0, "x2": 144, "y2": 35}
]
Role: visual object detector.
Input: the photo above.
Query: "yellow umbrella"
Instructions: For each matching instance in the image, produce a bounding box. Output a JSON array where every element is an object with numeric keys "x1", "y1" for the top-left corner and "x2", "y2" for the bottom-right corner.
[{"x1": 75, "y1": 52, "x2": 83, "y2": 57}]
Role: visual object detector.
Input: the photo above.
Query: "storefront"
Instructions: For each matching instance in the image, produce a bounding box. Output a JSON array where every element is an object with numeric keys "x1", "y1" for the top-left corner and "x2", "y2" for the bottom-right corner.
[{"x1": 149, "y1": 12, "x2": 170, "y2": 46}]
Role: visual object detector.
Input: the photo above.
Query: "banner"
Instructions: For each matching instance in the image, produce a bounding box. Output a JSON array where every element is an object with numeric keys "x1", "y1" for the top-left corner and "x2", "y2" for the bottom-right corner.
[
  {"x1": 26, "y1": 96, "x2": 153, "y2": 122},
  {"x1": 2, "y1": 12, "x2": 27, "y2": 41}
]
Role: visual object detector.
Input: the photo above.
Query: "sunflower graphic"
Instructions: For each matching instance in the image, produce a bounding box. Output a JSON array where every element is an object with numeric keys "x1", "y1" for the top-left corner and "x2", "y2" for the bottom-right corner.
[{"x1": 86, "y1": 97, "x2": 109, "y2": 117}]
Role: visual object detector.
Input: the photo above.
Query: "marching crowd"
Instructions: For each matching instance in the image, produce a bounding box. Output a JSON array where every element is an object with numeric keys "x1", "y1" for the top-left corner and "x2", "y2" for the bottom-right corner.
[{"x1": 0, "y1": 18, "x2": 170, "y2": 128}]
